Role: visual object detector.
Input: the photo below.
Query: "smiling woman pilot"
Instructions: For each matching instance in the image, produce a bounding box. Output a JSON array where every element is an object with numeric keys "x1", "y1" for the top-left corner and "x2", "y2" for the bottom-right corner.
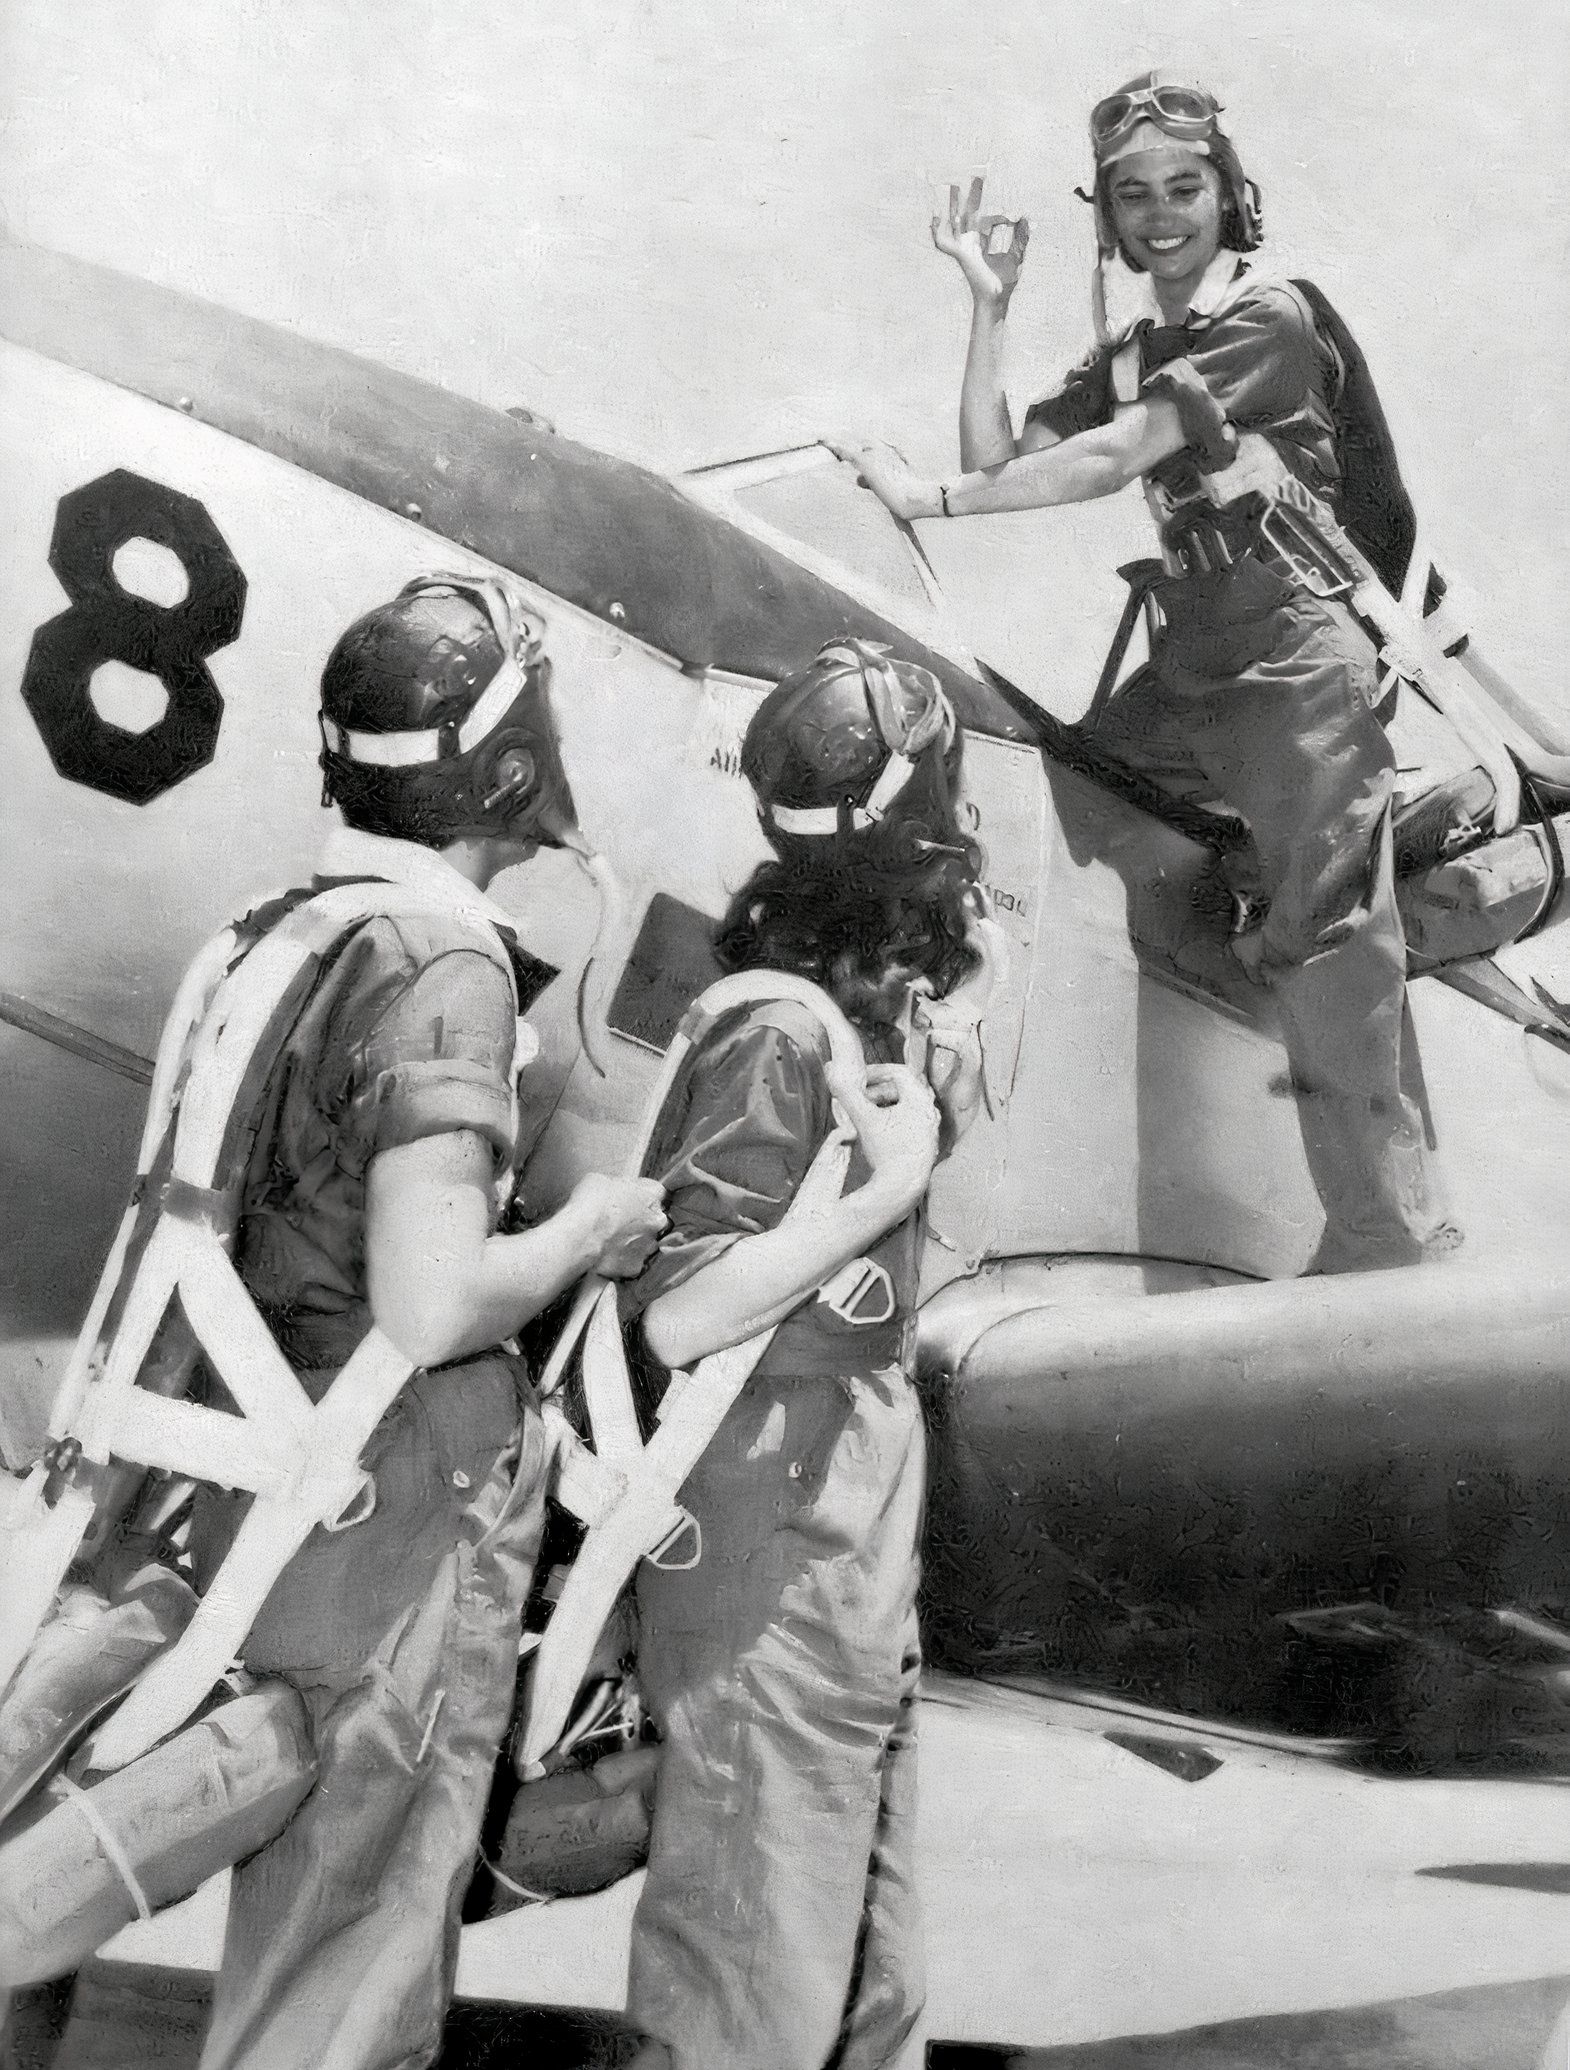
[{"x1": 839, "y1": 71, "x2": 1459, "y2": 1275}]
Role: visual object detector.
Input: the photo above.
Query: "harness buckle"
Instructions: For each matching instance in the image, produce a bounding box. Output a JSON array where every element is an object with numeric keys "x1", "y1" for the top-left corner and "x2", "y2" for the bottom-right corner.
[
  {"x1": 647, "y1": 1508, "x2": 702, "y2": 1571},
  {"x1": 816, "y1": 1255, "x2": 897, "y2": 1327},
  {"x1": 1257, "y1": 506, "x2": 1353, "y2": 601},
  {"x1": 323, "y1": 1470, "x2": 378, "y2": 1532}
]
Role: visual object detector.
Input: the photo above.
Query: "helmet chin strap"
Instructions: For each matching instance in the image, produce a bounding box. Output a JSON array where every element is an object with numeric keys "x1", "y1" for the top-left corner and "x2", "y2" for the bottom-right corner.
[
  {"x1": 1092, "y1": 251, "x2": 1114, "y2": 349},
  {"x1": 414, "y1": 577, "x2": 616, "y2": 1079}
]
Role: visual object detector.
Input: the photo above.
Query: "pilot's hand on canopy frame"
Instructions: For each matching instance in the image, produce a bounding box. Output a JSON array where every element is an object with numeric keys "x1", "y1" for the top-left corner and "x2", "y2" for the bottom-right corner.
[
  {"x1": 931, "y1": 176, "x2": 1030, "y2": 311},
  {"x1": 824, "y1": 440, "x2": 940, "y2": 523}
]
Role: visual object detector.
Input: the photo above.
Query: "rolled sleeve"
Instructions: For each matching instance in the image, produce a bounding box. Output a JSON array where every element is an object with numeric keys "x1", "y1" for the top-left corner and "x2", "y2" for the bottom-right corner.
[
  {"x1": 1024, "y1": 350, "x2": 1114, "y2": 442},
  {"x1": 1141, "y1": 358, "x2": 1237, "y2": 470},
  {"x1": 1179, "y1": 287, "x2": 1324, "y2": 432},
  {"x1": 360, "y1": 949, "x2": 518, "y2": 1163}
]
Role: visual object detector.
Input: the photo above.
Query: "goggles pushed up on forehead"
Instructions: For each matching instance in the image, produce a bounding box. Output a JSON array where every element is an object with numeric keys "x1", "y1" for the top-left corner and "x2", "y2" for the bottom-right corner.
[{"x1": 1090, "y1": 82, "x2": 1221, "y2": 155}]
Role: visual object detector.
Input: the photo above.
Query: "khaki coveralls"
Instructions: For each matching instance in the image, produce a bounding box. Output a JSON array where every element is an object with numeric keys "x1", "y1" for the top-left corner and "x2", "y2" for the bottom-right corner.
[
  {"x1": 620, "y1": 1000, "x2": 926, "y2": 2070},
  {"x1": 1030, "y1": 258, "x2": 1451, "y2": 1271}
]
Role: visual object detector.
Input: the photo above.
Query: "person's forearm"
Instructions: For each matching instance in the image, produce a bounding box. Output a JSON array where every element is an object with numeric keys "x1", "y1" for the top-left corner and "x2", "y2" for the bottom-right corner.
[
  {"x1": 932, "y1": 436, "x2": 1134, "y2": 518},
  {"x1": 642, "y1": 1173, "x2": 916, "y2": 1371},
  {"x1": 458, "y1": 1199, "x2": 608, "y2": 1354},
  {"x1": 850, "y1": 400, "x2": 1183, "y2": 522},
  {"x1": 369, "y1": 1181, "x2": 603, "y2": 1369},
  {"x1": 958, "y1": 301, "x2": 1018, "y2": 471}
]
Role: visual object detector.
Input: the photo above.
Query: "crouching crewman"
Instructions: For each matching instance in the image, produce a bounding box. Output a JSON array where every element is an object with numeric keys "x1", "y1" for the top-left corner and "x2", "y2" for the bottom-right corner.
[{"x1": 0, "y1": 576, "x2": 665, "y2": 2070}]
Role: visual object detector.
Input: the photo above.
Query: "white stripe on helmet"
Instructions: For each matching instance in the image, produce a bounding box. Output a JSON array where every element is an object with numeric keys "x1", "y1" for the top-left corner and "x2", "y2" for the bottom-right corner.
[{"x1": 323, "y1": 575, "x2": 547, "y2": 769}]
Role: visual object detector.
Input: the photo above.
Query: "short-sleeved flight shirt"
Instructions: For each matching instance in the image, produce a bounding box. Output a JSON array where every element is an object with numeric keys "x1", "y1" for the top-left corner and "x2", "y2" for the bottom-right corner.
[
  {"x1": 620, "y1": 999, "x2": 921, "y2": 1385},
  {"x1": 1024, "y1": 266, "x2": 1341, "y2": 503},
  {"x1": 236, "y1": 902, "x2": 520, "y2": 1375}
]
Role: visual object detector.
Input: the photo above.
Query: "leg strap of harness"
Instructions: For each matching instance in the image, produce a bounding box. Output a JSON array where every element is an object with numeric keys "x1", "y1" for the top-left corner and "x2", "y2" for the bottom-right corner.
[{"x1": 55, "y1": 1774, "x2": 153, "y2": 1922}]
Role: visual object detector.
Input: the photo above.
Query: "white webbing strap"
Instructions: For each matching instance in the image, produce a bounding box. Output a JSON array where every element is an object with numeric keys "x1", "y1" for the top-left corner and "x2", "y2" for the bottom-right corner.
[
  {"x1": 1209, "y1": 434, "x2": 1522, "y2": 834},
  {"x1": 519, "y1": 972, "x2": 868, "y2": 1769},
  {"x1": 57, "y1": 1773, "x2": 152, "y2": 1921},
  {"x1": 321, "y1": 576, "x2": 547, "y2": 769},
  {"x1": 10, "y1": 881, "x2": 517, "y2": 1771},
  {"x1": 321, "y1": 652, "x2": 525, "y2": 768},
  {"x1": 769, "y1": 749, "x2": 920, "y2": 836},
  {"x1": 1111, "y1": 339, "x2": 1141, "y2": 406}
]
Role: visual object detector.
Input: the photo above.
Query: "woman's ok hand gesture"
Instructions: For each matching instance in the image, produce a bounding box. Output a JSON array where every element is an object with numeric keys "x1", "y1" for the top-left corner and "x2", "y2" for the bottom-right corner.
[{"x1": 931, "y1": 175, "x2": 1030, "y2": 311}]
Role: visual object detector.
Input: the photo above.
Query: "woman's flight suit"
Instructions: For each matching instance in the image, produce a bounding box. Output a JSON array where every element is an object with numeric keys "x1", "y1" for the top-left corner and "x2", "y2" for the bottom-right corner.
[
  {"x1": 620, "y1": 999, "x2": 926, "y2": 2070},
  {"x1": 187, "y1": 863, "x2": 550, "y2": 2070},
  {"x1": 1033, "y1": 258, "x2": 1452, "y2": 1270}
]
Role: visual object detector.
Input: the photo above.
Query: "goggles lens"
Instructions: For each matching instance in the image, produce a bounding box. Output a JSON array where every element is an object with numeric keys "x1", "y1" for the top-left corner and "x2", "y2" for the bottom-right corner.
[{"x1": 1091, "y1": 84, "x2": 1219, "y2": 148}]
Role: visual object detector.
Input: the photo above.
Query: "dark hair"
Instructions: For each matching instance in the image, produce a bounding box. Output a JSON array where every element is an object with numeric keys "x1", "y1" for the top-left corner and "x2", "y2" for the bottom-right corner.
[
  {"x1": 1098, "y1": 131, "x2": 1260, "y2": 272},
  {"x1": 714, "y1": 769, "x2": 984, "y2": 1029}
]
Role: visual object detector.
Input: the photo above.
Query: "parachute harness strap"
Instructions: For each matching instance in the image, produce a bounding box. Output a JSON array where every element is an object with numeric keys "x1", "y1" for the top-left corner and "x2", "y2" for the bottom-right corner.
[
  {"x1": 517, "y1": 970, "x2": 871, "y2": 1771},
  {"x1": 57, "y1": 1773, "x2": 152, "y2": 1921},
  {"x1": 22, "y1": 882, "x2": 519, "y2": 1775}
]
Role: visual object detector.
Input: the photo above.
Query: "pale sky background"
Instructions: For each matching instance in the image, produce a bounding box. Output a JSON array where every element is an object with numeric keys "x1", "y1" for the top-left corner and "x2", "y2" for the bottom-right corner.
[{"x1": 2, "y1": 0, "x2": 1566, "y2": 713}]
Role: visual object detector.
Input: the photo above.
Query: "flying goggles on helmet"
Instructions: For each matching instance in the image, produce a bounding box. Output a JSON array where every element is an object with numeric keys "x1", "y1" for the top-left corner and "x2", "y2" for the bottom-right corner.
[
  {"x1": 1090, "y1": 79, "x2": 1223, "y2": 159},
  {"x1": 743, "y1": 639, "x2": 958, "y2": 846},
  {"x1": 318, "y1": 573, "x2": 579, "y2": 845}
]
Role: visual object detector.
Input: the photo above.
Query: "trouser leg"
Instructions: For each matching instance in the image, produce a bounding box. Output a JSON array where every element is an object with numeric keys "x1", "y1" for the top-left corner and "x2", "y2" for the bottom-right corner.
[
  {"x1": 629, "y1": 1369, "x2": 926, "y2": 2070},
  {"x1": 1093, "y1": 599, "x2": 1450, "y2": 1268},
  {"x1": 1268, "y1": 813, "x2": 1446, "y2": 1269},
  {"x1": 0, "y1": 1561, "x2": 197, "y2": 1832},
  {"x1": 198, "y1": 1419, "x2": 548, "y2": 2070},
  {"x1": 832, "y1": 1624, "x2": 924, "y2": 2070},
  {"x1": 0, "y1": 1686, "x2": 316, "y2": 1988}
]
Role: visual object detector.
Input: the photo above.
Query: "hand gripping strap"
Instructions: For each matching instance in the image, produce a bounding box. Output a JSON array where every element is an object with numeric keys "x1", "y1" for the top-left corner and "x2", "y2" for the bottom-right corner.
[
  {"x1": 0, "y1": 882, "x2": 518, "y2": 1766},
  {"x1": 519, "y1": 972, "x2": 867, "y2": 1771}
]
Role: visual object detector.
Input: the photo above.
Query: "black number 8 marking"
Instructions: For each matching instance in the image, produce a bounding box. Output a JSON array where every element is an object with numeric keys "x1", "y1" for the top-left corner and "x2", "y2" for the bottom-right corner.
[{"x1": 21, "y1": 470, "x2": 247, "y2": 805}]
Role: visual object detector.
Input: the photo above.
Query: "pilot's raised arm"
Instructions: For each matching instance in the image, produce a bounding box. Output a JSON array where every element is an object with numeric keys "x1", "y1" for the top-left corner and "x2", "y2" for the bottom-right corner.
[
  {"x1": 0, "y1": 578, "x2": 665, "y2": 2059},
  {"x1": 929, "y1": 173, "x2": 1044, "y2": 470},
  {"x1": 838, "y1": 72, "x2": 1460, "y2": 1278}
]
